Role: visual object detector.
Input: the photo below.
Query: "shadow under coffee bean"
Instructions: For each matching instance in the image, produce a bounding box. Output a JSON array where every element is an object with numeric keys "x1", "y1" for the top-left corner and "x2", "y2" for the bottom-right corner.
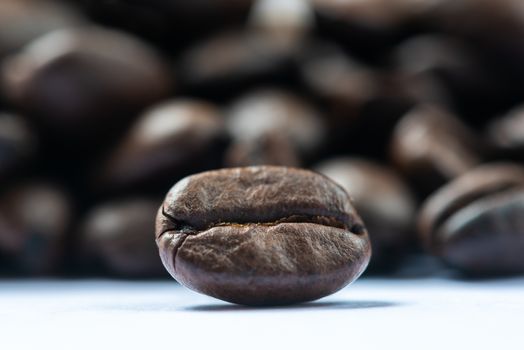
[
  {"x1": 183, "y1": 299, "x2": 399, "y2": 312},
  {"x1": 156, "y1": 166, "x2": 371, "y2": 306}
]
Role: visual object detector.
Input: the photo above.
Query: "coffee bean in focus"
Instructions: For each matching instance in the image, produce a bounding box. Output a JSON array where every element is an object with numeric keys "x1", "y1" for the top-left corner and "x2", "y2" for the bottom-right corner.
[{"x1": 156, "y1": 166, "x2": 371, "y2": 305}]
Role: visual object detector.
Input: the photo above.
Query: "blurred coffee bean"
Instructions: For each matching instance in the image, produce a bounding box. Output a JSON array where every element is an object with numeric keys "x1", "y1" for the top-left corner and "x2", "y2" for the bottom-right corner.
[
  {"x1": 430, "y1": 0, "x2": 524, "y2": 46},
  {"x1": 313, "y1": 0, "x2": 445, "y2": 29},
  {"x1": 177, "y1": 31, "x2": 298, "y2": 99},
  {"x1": 333, "y1": 77, "x2": 413, "y2": 160},
  {"x1": 0, "y1": 0, "x2": 84, "y2": 57},
  {"x1": 315, "y1": 157, "x2": 416, "y2": 270},
  {"x1": 487, "y1": 105, "x2": 524, "y2": 159},
  {"x1": 440, "y1": 0, "x2": 524, "y2": 64},
  {"x1": 224, "y1": 132, "x2": 300, "y2": 167},
  {"x1": 249, "y1": 0, "x2": 314, "y2": 48},
  {"x1": 311, "y1": 0, "x2": 412, "y2": 61},
  {"x1": 430, "y1": 0, "x2": 524, "y2": 101},
  {"x1": 392, "y1": 35, "x2": 511, "y2": 121},
  {"x1": 379, "y1": 70, "x2": 448, "y2": 119},
  {"x1": 76, "y1": 0, "x2": 254, "y2": 50},
  {"x1": 1, "y1": 26, "x2": 172, "y2": 144},
  {"x1": 296, "y1": 42, "x2": 411, "y2": 158},
  {"x1": 79, "y1": 199, "x2": 165, "y2": 277},
  {"x1": 95, "y1": 99, "x2": 226, "y2": 194},
  {"x1": 391, "y1": 105, "x2": 484, "y2": 196},
  {"x1": 0, "y1": 113, "x2": 36, "y2": 185},
  {"x1": 312, "y1": 0, "x2": 401, "y2": 28},
  {"x1": 226, "y1": 89, "x2": 326, "y2": 163},
  {"x1": 0, "y1": 182, "x2": 71, "y2": 275},
  {"x1": 391, "y1": 35, "x2": 463, "y2": 108},
  {"x1": 299, "y1": 41, "x2": 379, "y2": 129},
  {"x1": 419, "y1": 163, "x2": 524, "y2": 276},
  {"x1": 162, "y1": 0, "x2": 254, "y2": 16}
]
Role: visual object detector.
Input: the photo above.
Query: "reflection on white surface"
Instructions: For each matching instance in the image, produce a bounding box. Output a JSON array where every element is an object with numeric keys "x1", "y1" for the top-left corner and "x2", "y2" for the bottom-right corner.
[{"x1": 1, "y1": 278, "x2": 523, "y2": 350}]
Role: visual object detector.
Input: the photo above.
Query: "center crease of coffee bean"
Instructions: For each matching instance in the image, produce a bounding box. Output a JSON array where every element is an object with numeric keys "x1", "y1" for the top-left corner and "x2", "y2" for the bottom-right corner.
[{"x1": 158, "y1": 207, "x2": 365, "y2": 239}]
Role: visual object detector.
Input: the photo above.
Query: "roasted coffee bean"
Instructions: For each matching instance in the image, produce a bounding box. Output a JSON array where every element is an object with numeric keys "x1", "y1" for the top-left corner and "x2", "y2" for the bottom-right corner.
[
  {"x1": 177, "y1": 32, "x2": 297, "y2": 98},
  {"x1": 429, "y1": 0, "x2": 524, "y2": 99},
  {"x1": 0, "y1": 113, "x2": 36, "y2": 185},
  {"x1": 392, "y1": 35, "x2": 510, "y2": 121},
  {"x1": 312, "y1": 0, "x2": 403, "y2": 31},
  {"x1": 391, "y1": 104, "x2": 483, "y2": 196},
  {"x1": 391, "y1": 35, "x2": 464, "y2": 108},
  {"x1": 312, "y1": 0, "x2": 442, "y2": 29},
  {"x1": 299, "y1": 41, "x2": 378, "y2": 127},
  {"x1": 487, "y1": 105, "x2": 524, "y2": 158},
  {"x1": 76, "y1": 0, "x2": 253, "y2": 49},
  {"x1": 384, "y1": 72, "x2": 449, "y2": 112},
  {"x1": 1, "y1": 26, "x2": 172, "y2": 141},
  {"x1": 311, "y1": 0, "x2": 410, "y2": 61},
  {"x1": 430, "y1": 0, "x2": 524, "y2": 50},
  {"x1": 226, "y1": 89, "x2": 326, "y2": 161},
  {"x1": 298, "y1": 40, "x2": 394, "y2": 156},
  {"x1": 95, "y1": 99, "x2": 226, "y2": 193},
  {"x1": 156, "y1": 166, "x2": 371, "y2": 305},
  {"x1": 224, "y1": 132, "x2": 300, "y2": 167},
  {"x1": 315, "y1": 157, "x2": 415, "y2": 270},
  {"x1": 418, "y1": 163, "x2": 524, "y2": 275},
  {"x1": 249, "y1": 0, "x2": 314, "y2": 48},
  {"x1": 0, "y1": 182, "x2": 71, "y2": 275},
  {"x1": 296, "y1": 40, "x2": 409, "y2": 158},
  {"x1": 0, "y1": 0, "x2": 84, "y2": 57},
  {"x1": 335, "y1": 78, "x2": 413, "y2": 159},
  {"x1": 79, "y1": 199, "x2": 165, "y2": 277}
]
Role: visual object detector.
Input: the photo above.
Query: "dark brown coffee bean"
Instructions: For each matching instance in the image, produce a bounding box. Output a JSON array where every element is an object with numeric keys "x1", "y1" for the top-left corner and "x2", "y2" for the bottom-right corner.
[
  {"x1": 79, "y1": 199, "x2": 165, "y2": 277},
  {"x1": 392, "y1": 35, "x2": 511, "y2": 121},
  {"x1": 391, "y1": 105, "x2": 483, "y2": 196},
  {"x1": 76, "y1": 0, "x2": 253, "y2": 49},
  {"x1": 311, "y1": 0, "x2": 411, "y2": 61},
  {"x1": 249, "y1": 0, "x2": 314, "y2": 48},
  {"x1": 224, "y1": 132, "x2": 300, "y2": 167},
  {"x1": 419, "y1": 163, "x2": 524, "y2": 275},
  {"x1": 226, "y1": 89, "x2": 326, "y2": 161},
  {"x1": 95, "y1": 99, "x2": 226, "y2": 193},
  {"x1": 312, "y1": 0, "x2": 405, "y2": 29},
  {"x1": 299, "y1": 41, "x2": 379, "y2": 127},
  {"x1": 0, "y1": 182, "x2": 71, "y2": 275},
  {"x1": 156, "y1": 166, "x2": 371, "y2": 305},
  {"x1": 430, "y1": 0, "x2": 522, "y2": 42},
  {"x1": 391, "y1": 35, "x2": 465, "y2": 108},
  {"x1": 0, "y1": 0, "x2": 84, "y2": 57},
  {"x1": 177, "y1": 32, "x2": 296, "y2": 98},
  {"x1": 312, "y1": 0, "x2": 445, "y2": 29},
  {"x1": 487, "y1": 105, "x2": 524, "y2": 158},
  {"x1": 384, "y1": 72, "x2": 449, "y2": 112},
  {"x1": 296, "y1": 41, "x2": 408, "y2": 158},
  {"x1": 429, "y1": 0, "x2": 524, "y2": 99},
  {"x1": 0, "y1": 113, "x2": 36, "y2": 185},
  {"x1": 315, "y1": 157, "x2": 415, "y2": 270},
  {"x1": 1, "y1": 26, "x2": 172, "y2": 141}
]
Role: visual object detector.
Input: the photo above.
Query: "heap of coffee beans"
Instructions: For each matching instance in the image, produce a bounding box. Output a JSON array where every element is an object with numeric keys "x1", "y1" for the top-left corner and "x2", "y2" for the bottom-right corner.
[{"x1": 1, "y1": 0, "x2": 524, "y2": 283}]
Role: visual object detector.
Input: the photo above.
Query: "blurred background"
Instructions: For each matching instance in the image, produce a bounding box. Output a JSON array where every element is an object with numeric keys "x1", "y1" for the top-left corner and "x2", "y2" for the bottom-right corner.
[{"x1": 1, "y1": 0, "x2": 524, "y2": 280}]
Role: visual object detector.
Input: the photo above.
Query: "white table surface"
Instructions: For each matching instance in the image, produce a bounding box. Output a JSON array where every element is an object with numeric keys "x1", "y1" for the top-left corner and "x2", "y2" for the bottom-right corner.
[{"x1": 1, "y1": 277, "x2": 523, "y2": 350}]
